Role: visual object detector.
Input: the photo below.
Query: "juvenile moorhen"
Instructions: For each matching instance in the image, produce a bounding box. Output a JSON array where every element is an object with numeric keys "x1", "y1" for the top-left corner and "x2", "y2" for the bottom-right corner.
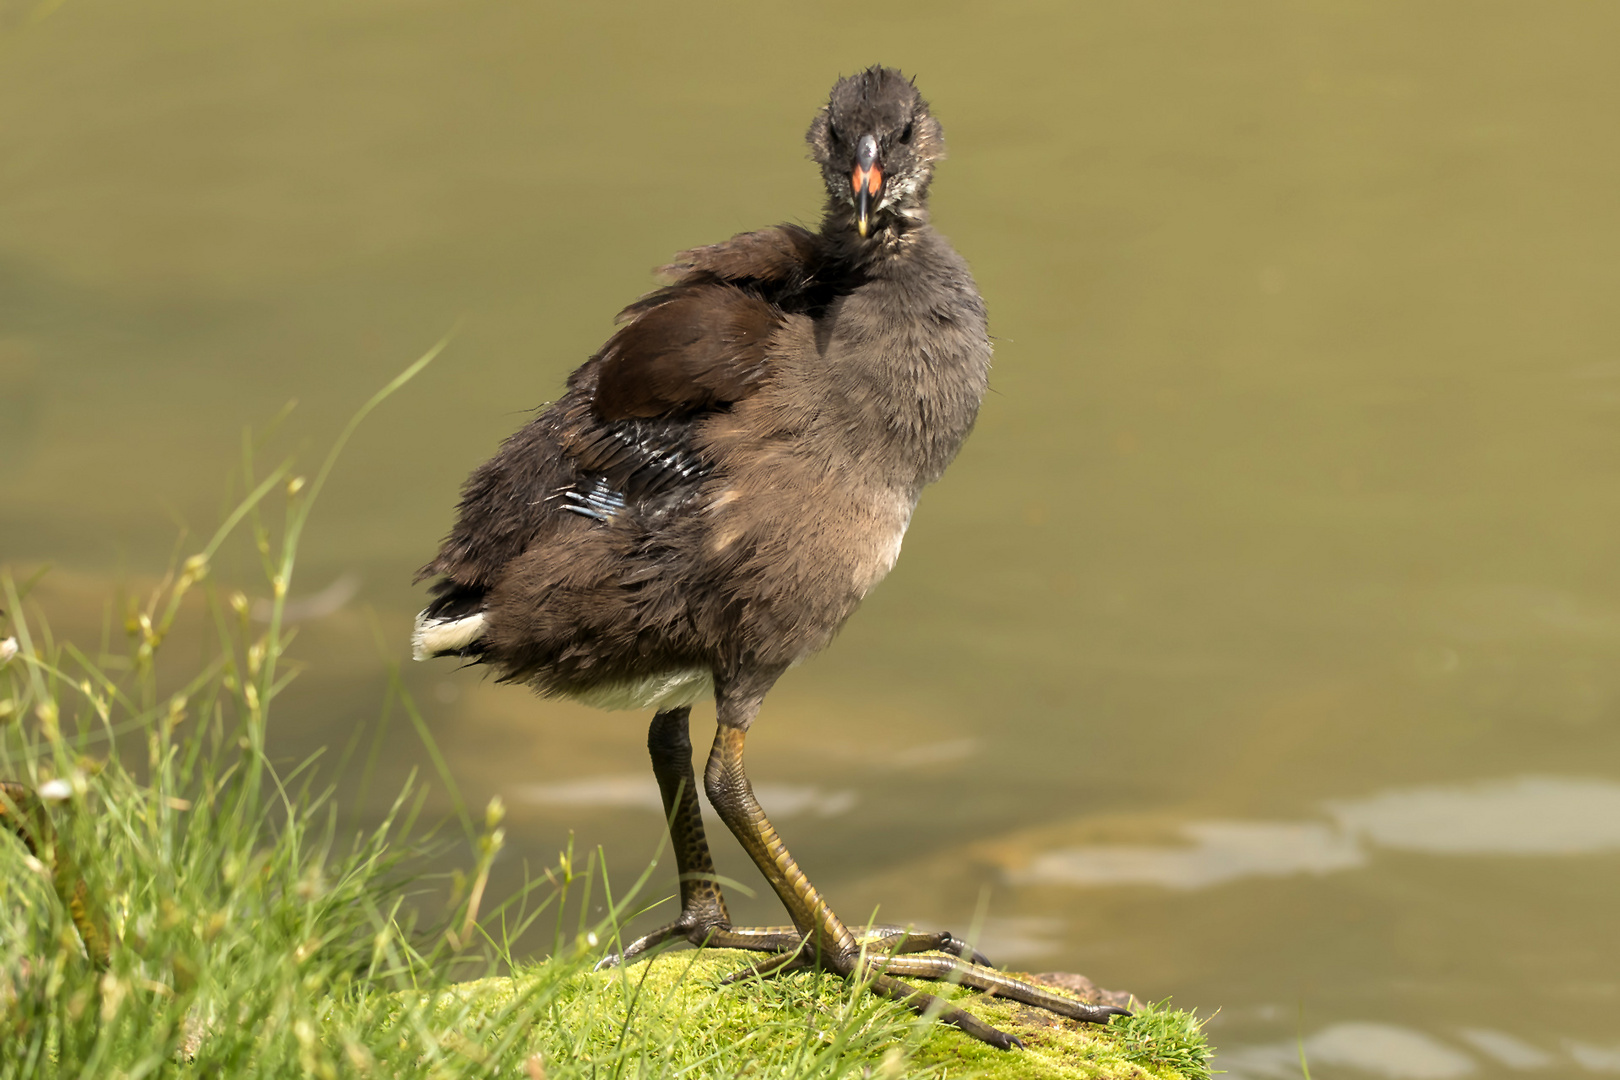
[{"x1": 414, "y1": 66, "x2": 1127, "y2": 1048}]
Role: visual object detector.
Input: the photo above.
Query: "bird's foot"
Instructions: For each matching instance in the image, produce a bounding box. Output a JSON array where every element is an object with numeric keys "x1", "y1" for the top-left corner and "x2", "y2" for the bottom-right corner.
[
  {"x1": 726, "y1": 934, "x2": 1131, "y2": 1051},
  {"x1": 855, "y1": 924, "x2": 994, "y2": 966},
  {"x1": 596, "y1": 918, "x2": 799, "y2": 971},
  {"x1": 597, "y1": 919, "x2": 987, "y2": 971}
]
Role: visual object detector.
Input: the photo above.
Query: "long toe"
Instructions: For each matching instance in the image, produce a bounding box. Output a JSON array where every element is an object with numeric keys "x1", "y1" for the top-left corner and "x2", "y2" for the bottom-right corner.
[
  {"x1": 880, "y1": 953, "x2": 1132, "y2": 1025},
  {"x1": 602, "y1": 921, "x2": 815, "y2": 970},
  {"x1": 865, "y1": 972, "x2": 1024, "y2": 1050},
  {"x1": 854, "y1": 925, "x2": 995, "y2": 967},
  {"x1": 598, "y1": 916, "x2": 718, "y2": 970},
  {"x1": 595, "y1": 928, "x2": 673, "y2": 970},
  {"x1": 935, "y1": 932, "x2": 994, "y2": 967}
]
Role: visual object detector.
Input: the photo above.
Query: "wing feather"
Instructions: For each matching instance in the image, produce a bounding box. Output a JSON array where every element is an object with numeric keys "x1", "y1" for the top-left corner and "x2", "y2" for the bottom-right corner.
[
  {"x1": 593, "y1": 285, "x2": 781, "y2": 421},
  {"x1": 419, "y1": 225, "x2": 825, "y2": 596}
]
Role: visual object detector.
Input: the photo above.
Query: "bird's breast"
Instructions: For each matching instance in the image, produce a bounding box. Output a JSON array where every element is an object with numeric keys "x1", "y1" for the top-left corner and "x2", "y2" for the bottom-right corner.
[
  {"x1": 815, "y1": 274, "x2": 990, "y2": 484},
  {"x1": 700, "y1": 467, "x2": 916, "y2": 606}
]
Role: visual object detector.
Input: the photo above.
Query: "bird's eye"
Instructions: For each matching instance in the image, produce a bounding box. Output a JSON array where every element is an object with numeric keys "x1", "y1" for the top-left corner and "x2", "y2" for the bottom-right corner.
[{"x1": 899, "y1": 120, "x2": 914, "y2": 143}]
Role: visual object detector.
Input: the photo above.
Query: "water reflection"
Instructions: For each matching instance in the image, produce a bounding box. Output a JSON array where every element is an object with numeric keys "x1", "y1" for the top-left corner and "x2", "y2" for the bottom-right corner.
[
  {"x1": 1226, "y1": 1025, "x2": 1620, "y2": 1079},
  {"x1": 886, "y1": 738, "x2": 980, "y2": 769},
  {"x1": 1455, "y1": 1029, "x2": 1554, "y2": 1071},
  {"x1": 1011, "y1": 820, "x2": 1365, "y2": 889},
  {"x1": 516, "y1": 776, "x2": 857, "y2": 820},
  {"x1": 1010, "y1": 777, "x2": 1620, "y2": 889},
  {"x1": 1326, "y1": 776, "x2": 1620, "y2": 856},
  {"x1": 1567, "y1": 1042, "x2": 1620, "y2": 1073},
  {"x1": 1224, "y1": 1023, "x2": 1478, "y2": 1079}
]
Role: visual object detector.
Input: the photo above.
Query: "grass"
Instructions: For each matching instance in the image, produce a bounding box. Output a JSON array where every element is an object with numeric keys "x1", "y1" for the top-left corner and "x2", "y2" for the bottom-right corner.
[{"x1": 0, "y1": 350, "x2": 1214, "y2": 1078}]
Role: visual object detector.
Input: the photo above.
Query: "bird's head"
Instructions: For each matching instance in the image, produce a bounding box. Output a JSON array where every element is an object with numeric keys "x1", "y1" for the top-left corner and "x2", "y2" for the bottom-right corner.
[{"x1": 807, "y1": 66, "x2": 946, "y2": 239}]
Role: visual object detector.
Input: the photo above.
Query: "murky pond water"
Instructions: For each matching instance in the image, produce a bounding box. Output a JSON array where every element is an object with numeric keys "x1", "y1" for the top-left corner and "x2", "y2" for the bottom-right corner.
[{"x1": 5, "y1": 1, "x2": 1620, "y2": 1074}]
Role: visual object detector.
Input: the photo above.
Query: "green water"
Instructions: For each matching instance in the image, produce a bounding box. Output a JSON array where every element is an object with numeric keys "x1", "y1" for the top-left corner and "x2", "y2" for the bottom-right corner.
[{"x1": 5, "y1": 2, "x2": 1620, "y2": 1074}]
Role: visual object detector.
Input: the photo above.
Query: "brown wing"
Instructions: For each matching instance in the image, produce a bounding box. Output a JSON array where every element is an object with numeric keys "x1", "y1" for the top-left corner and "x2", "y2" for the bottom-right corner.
[
  {"x1": 613, "y1": 224, "x2": 824, "y2": 323},
  {"x1": 592, "y1": 284, "x2": 781, "y2": 421},
  {"x1": 593, "y1": 225, "x2": 830, "y2": 421},
  {"x1": 658, "y1": 224, "x2": 822, "y2": 289},
  {"x1": 419, "y1": 226, "x2": 823, "y2": 597}
]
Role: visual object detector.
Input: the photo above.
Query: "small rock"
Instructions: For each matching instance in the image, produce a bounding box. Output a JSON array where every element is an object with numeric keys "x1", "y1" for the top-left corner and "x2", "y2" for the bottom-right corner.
[{"x1": 1032, "y1": 971, "x2": 1135, "y2": 1010}]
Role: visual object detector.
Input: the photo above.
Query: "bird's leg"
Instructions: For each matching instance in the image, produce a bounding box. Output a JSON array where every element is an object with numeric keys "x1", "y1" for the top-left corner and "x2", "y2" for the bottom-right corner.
[
  {"x1": 702, "y1": 719, "x2": 1014, "y2": 1046},
  {"x1": 595, "y1": 696, "x2": 1115, "y2": 1051},
  {"x1": 698, "y1": 672, "x2": 1130, "y2": 1050},
  {"x1": 598, "y1": 706, "x2": 805, "y2": 968}
]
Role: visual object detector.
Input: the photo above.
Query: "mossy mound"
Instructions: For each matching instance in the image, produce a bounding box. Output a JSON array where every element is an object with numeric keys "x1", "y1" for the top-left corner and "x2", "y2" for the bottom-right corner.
[
  {"x1": 444, "y1": 948, "x2": 1211, "y2": 1079},
  {"x1": 905, "y1": 987, "x2": 1211, "y2": 1079}
]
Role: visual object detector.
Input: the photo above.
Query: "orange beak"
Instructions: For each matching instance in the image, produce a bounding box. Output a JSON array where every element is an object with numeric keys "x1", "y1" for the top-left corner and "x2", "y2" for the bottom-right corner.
[{"x1": 852, "y1": 134, "x2": 882, "y2": 237}]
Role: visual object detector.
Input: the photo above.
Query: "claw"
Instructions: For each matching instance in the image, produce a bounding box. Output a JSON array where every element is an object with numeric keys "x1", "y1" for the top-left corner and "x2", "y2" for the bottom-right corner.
[
  {"x1": 595, "y1": 919, "x2": 703, "y2": 971},
  {"x1": 938, "y1": 933, "x2": 994, "y2": 967}
]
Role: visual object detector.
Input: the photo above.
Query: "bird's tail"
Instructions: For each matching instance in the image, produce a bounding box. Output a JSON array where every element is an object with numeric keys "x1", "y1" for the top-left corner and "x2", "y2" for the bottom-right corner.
[
  {"x1": 411, "y1": 610, "x2": 487, "y2": 660},
  {"x1": 412, "y1": 585, "x2": 489, "y2": 661}
]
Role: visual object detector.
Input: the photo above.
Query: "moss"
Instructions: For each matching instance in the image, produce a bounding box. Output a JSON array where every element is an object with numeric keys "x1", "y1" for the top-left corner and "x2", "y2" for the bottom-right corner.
[
  {"x1": 445, "y1": 948, "x2": 1212, "y2": 1079},
  {"x1": 906, "y1": 991, "x2": 1212, "y2": 1080}
]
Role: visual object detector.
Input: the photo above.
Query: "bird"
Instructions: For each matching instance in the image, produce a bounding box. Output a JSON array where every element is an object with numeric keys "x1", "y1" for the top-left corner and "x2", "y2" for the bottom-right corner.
[{"x1": 413, "y1": 65, "x2": 1128, "y2": 1049}]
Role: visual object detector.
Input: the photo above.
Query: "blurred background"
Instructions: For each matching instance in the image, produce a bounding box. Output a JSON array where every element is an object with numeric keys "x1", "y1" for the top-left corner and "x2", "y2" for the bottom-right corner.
[{"x1": 4, "y1": 1, "x2": 1620, "y2": 1075}]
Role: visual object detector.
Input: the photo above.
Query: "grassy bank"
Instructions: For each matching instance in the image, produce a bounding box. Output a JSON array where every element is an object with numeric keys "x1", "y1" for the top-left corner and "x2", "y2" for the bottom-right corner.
[
  {"x1": 446, "y1": 950, "x2": 1210, "y2": 1079},
  {"x1": 0, "y1": 356, "x2": 1212, "y2": 1078}
]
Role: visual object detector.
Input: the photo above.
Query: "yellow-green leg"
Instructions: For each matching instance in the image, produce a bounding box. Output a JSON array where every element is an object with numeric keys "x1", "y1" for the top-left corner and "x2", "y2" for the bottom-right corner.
[
  {"x1": 598, "y1": 708, "x2": 991, "y2": 969},
  {"x1": 696, "y1": 673, "x2": 1128, "y2": 1050},
  {"x1": 602, "y1": 678, "x2": 1128, "y2": 1050}
]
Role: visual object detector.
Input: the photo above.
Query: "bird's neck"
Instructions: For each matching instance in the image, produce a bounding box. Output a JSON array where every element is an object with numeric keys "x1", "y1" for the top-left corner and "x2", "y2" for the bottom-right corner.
[
  {"x1": 810, "y1": 202, "x2": 990, "y2": 494},
  {"x1": 819, "y1": 198, "x2": 932, "y2": 267}
]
